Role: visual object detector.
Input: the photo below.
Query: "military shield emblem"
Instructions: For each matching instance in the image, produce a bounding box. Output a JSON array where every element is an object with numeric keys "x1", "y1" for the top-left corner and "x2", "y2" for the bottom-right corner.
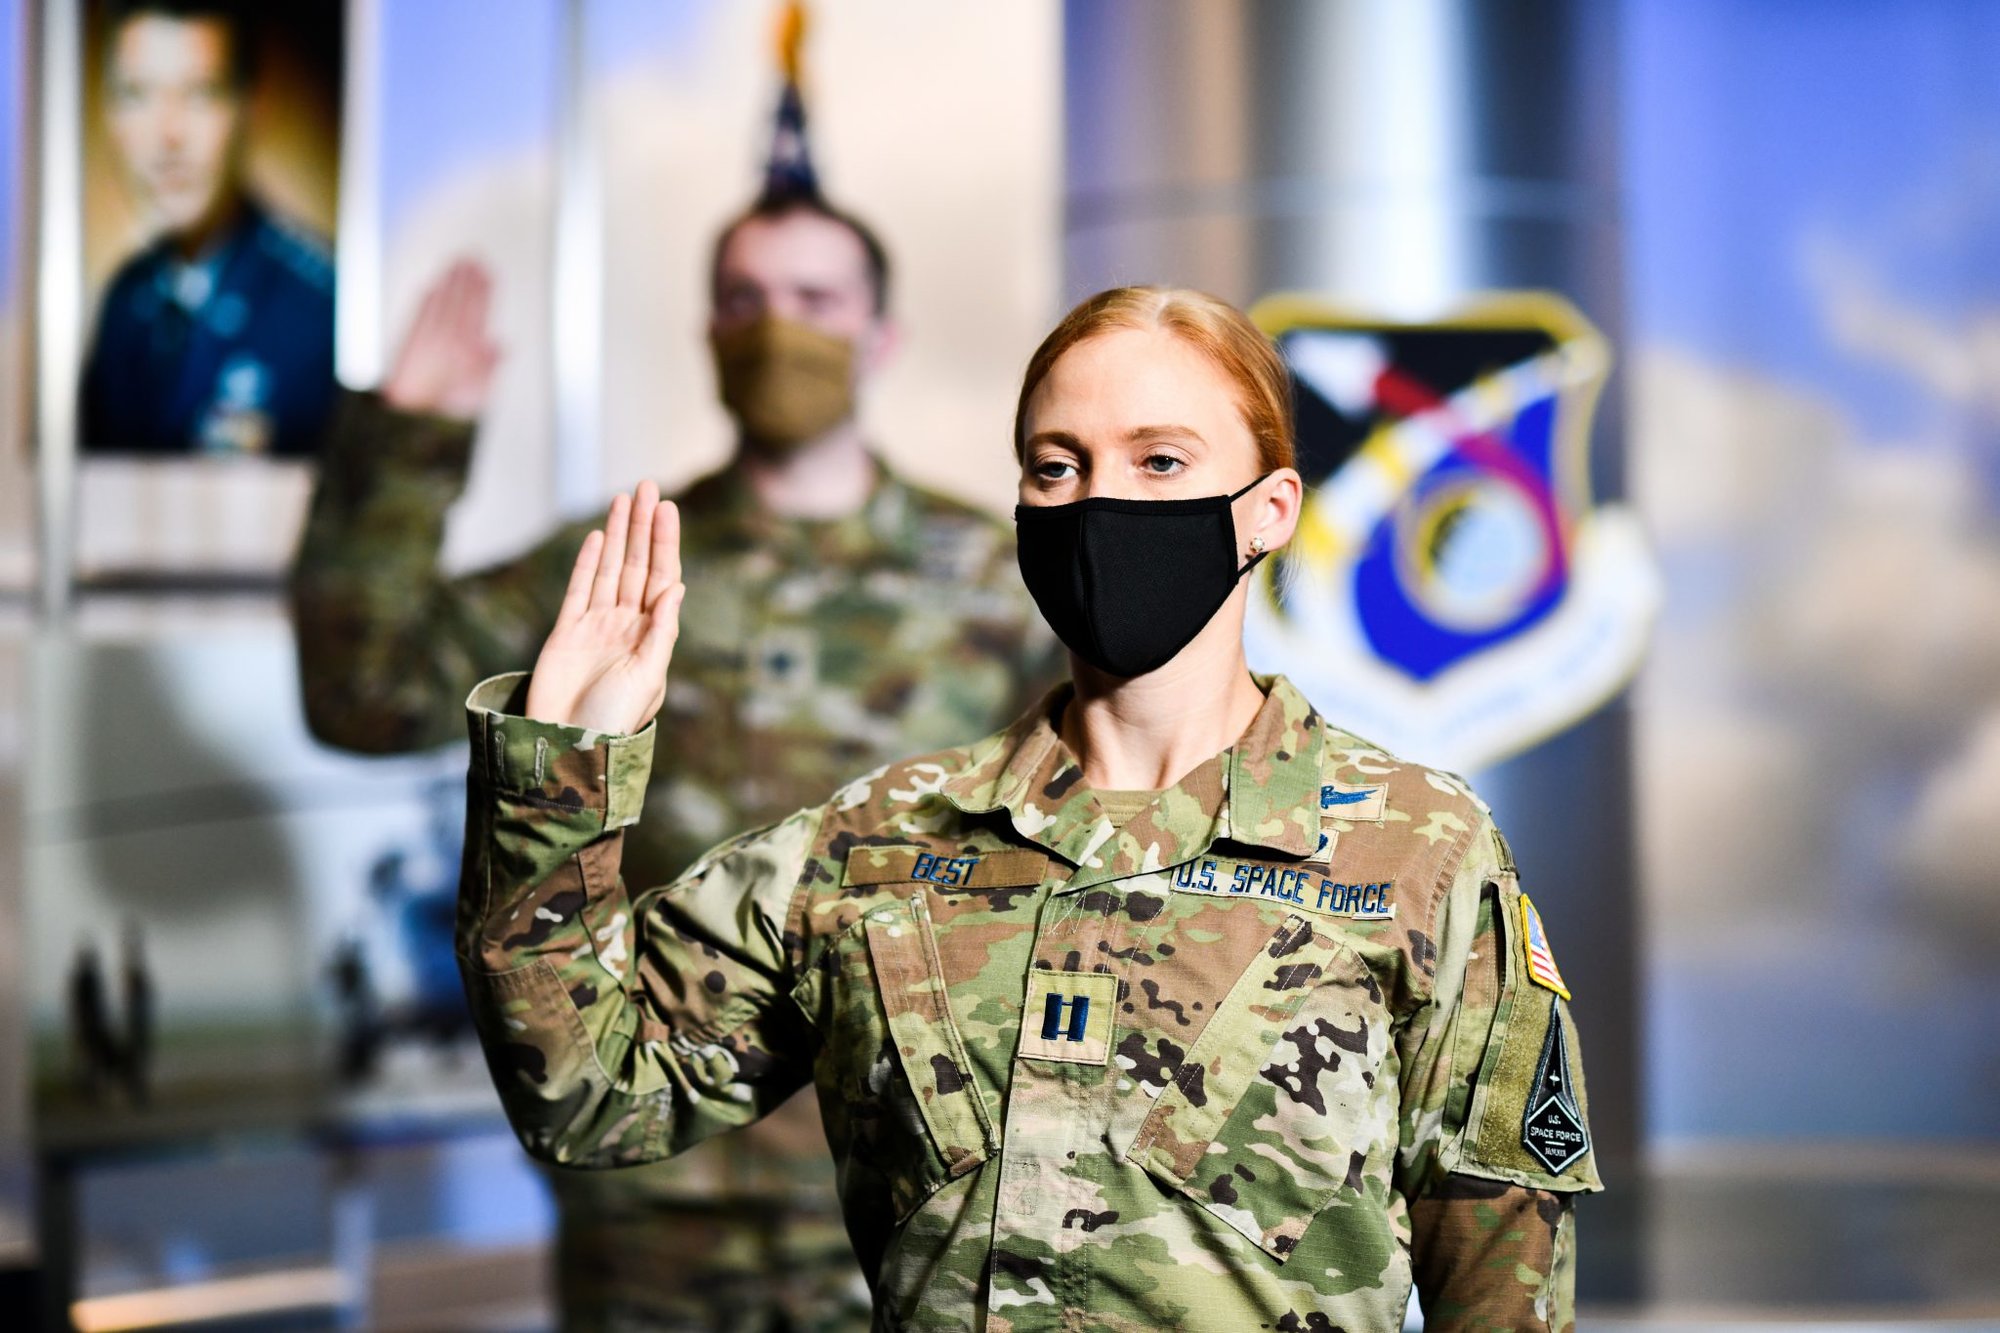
[{"x1": 1243, "y1": 293, "x2": 1659, "y2": 769}]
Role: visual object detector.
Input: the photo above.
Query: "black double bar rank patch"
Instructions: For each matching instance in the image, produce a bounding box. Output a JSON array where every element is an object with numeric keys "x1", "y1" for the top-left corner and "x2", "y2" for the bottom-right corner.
[{"x1": 1520, "y1": 993, "x2": 1590, "y2": 1174}]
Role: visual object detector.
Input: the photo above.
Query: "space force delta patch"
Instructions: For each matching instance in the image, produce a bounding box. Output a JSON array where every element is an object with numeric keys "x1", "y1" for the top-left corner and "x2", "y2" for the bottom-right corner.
[
  {"x1": 1520, "y1": 993, "x2": 1590, "y2": 1174},
  {"x1": 1168, "y1": 857, "x2": 1394, "y2": 920}
]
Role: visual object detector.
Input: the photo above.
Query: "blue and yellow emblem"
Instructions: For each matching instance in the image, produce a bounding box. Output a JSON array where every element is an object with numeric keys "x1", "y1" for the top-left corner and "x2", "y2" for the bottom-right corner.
[{"x1": 1243, "y1": 293, "x2": 1659, "y2": 769}]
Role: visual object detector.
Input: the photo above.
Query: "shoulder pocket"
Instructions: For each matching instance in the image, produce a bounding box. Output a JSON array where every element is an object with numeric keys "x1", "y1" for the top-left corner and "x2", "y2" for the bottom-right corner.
[
  {"x1": 794, "y1": 887, "x2": 997, "y2": 1223},
  {"x1": 1125, "y1": 914, "x2": 1394, "y2": 1261},
  {"x1": 1455, "y1": 878, "x2": 1603, "y2": 1192}
]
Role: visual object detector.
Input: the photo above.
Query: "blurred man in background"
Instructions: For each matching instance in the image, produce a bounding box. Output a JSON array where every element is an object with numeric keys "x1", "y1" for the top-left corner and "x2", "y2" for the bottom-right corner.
[
  {"x1": 82, "y1": 0, "x2": 336, "y2": 456},
  {"x1": 290, "y1": 157, "x2": 1056, "y2": 1330}
]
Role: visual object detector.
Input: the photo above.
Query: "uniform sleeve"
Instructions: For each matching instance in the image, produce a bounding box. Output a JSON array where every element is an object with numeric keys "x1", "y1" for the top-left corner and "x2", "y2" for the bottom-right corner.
[
  {"x1": 1399, "y1": 812, "x2": 1600, "y2": 1332},
  {"x1": 458, "y1": 673, "x2": 821, "y2": 1168},
  {"x1": 288, "y1": 391, "x2": 581, "y2": 753}
]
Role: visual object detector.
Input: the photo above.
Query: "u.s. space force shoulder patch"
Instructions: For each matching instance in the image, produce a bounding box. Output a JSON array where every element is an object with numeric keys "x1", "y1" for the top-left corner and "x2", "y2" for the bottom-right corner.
[{"x1": 1520, "y1": 993, "x2": 1590, "y2": 1174}]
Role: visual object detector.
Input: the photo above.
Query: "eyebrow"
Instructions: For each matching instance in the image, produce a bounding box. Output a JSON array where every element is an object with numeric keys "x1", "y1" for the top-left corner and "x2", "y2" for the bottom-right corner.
[
  {"x1": 1126, "y1": 424, "x2": 1206, "y2": 447},
  {"x1": 1023, "y1": 424, "x2": 1207, "y2": 452}
]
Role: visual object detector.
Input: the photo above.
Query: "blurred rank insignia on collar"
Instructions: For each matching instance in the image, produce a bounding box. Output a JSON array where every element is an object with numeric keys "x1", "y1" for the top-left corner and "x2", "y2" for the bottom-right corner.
[
  {"x1": 1521, "y1": 994, "x2": 1590, "y2": 1174},
  {"x1": 1242, "y1": 293, "x2": 1660, "y2": 771},
  {"x1": 1519, "y1": 893, "x2": 1570, "y2": 998},
  {"x1": 1320, "y1": 781, "x2": 1386, "y2": 821},
  {"x1": 749, "y1": 626, "x2": 816, "y2": 698}
]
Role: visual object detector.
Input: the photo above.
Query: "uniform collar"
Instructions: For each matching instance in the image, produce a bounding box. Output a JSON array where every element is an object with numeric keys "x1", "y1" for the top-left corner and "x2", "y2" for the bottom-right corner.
[
  {"x1": 940, "y1": 674, "x2": 1326, "y2": 890},
  {"x1": 151, "y1": 201, "x2": 264, "y2": 313},
  {"x1": 683, "y1": 453, "x2": 911, "y2": 562}
]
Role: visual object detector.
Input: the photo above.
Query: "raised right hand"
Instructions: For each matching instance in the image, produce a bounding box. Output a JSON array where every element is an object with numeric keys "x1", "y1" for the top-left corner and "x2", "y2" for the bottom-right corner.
[
  {"x1": 523, "y1": 482, "x2": 685, "y2": 735},
  {"x1": 381, "y1": 259, "x2": 501, "y2": 421}
]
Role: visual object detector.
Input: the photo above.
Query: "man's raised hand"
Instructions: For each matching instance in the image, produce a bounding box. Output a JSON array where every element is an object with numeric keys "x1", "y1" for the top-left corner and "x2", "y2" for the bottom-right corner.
[
  {"x1": 382, "y1": 259, "x2": 501, "y2": 421},
  {"x1": 522, "y1": 482, "x2": 685, "y2": 735}
]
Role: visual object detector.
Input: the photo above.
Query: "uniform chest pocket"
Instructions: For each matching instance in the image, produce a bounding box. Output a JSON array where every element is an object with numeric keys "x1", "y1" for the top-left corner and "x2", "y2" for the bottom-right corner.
[
  {"x1": 1125, "y1": 914, "x2": 1393, "y2": 1262},
  {"x1": 798, "y1": 889, "x2": 996, "y2": 1223}
]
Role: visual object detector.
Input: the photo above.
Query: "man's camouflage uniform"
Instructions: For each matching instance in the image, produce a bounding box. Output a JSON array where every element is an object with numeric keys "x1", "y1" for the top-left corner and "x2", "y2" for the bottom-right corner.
[
  {"x1": 292, "y1": 393, "x2": 1056, "y2": 1329},
  {"x1": 458, "y1": 670, "x2": 1602, "y2": 1331}
]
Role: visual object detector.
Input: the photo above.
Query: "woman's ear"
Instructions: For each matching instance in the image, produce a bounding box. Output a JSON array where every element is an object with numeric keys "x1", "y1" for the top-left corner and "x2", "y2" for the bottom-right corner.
[{"x1": 1247, "y1": 467, "x2": 1303, "y2": 556}]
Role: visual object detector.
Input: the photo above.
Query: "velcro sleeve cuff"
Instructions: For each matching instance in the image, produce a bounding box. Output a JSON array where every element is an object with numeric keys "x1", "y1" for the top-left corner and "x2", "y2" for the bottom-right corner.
[{"x1": 466, "y1": 671, "x2": 658, "y2": 830}]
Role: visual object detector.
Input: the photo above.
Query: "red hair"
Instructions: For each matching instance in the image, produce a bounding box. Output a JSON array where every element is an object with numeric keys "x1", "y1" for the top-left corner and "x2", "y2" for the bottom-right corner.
[{"x1": 1013, "y1": 286, "x2": 1295, "y2": 473}]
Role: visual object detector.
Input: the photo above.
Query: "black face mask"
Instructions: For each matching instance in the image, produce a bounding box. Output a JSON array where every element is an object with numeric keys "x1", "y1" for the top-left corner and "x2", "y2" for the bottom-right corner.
[{"x1": 1015, "y1": 475, "x2": 1271, "y2": 679}]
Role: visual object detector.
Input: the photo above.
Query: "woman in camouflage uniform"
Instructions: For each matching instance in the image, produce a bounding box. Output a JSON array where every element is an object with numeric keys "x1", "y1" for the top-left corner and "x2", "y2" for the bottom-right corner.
[{"x1": 459, "y1": 287, "x2": 1600, "y2": 1331}]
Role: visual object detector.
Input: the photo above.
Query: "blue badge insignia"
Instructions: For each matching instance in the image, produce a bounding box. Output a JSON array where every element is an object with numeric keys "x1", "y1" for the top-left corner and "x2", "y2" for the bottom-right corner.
[
  {"x1": 1242, "y1": 294, "x2": 1659, "y2": 770},
  {"x1": 1319, "y1": 782, "x2": 1387, "y2": 822},
  {"x1": 197, "y1": 353, "x2": 275, "y2": 454},
  {"x1": 1017, "y1": 970, "x2": 1117, "y2": 1065}
]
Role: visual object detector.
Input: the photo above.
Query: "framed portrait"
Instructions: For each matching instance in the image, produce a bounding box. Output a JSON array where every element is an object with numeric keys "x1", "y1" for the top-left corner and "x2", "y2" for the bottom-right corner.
[
  {"x1": 80, "y1": 0, "x2": 342, "y2": 461},
  {"x1": 64, "y1": 0, "x2": 345, "y2": 582}
]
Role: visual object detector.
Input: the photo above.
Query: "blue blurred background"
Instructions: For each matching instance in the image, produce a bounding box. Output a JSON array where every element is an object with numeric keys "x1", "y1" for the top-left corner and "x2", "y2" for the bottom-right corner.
[{"x1": 1630, "y1": 0, "x2": 2000, "y2": 1141}]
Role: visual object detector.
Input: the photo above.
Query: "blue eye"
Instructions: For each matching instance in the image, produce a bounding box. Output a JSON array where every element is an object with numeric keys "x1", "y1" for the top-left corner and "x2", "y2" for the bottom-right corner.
[{"x1": 1144, "y1": 454, "x2": 1183, "y2": 474}]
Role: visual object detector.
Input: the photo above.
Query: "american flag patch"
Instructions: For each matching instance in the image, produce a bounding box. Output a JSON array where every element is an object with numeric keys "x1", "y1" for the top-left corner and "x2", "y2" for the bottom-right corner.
[{"x1": 1519, "y1": 894, "x2": 1570, "y2": 999}]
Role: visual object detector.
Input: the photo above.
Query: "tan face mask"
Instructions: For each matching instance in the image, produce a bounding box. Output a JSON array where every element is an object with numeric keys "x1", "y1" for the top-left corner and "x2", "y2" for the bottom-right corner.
[{"x1": 710, "y1": 313, "x2": 857, "y2": 452}]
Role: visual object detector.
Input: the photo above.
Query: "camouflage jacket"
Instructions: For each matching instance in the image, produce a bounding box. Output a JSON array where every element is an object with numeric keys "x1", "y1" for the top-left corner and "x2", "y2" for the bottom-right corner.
[
  {"x1": 292, "y1": 390, "x2": 1056, "y2": 887},
  {"x1": 459, "y1": 672, "x2": 1602, "y2": 1331}
]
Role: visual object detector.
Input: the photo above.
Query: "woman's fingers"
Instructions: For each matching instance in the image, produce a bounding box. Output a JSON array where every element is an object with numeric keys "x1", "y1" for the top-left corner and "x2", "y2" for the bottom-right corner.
[
  {"x1": 618, "y1": 482, "x2": 659, "y2": 607},
  {"x1": 556, "y1": 529, "x2": 603, "y2": 627},
  {"x1": 637, "y1": 582, "x2": 685, "y2": 673},
  {"x1": 592, "y1": 493, "x2": 630, "y2": 608},
  {"x1": 642, "y1": 499, "x2": 682, "y2": 610}
]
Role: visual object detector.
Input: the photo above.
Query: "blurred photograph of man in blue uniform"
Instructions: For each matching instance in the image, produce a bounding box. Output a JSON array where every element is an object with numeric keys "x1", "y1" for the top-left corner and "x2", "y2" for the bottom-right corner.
[{"x1": 81, "y1": 1, "x2": 337, "y2": 457}]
